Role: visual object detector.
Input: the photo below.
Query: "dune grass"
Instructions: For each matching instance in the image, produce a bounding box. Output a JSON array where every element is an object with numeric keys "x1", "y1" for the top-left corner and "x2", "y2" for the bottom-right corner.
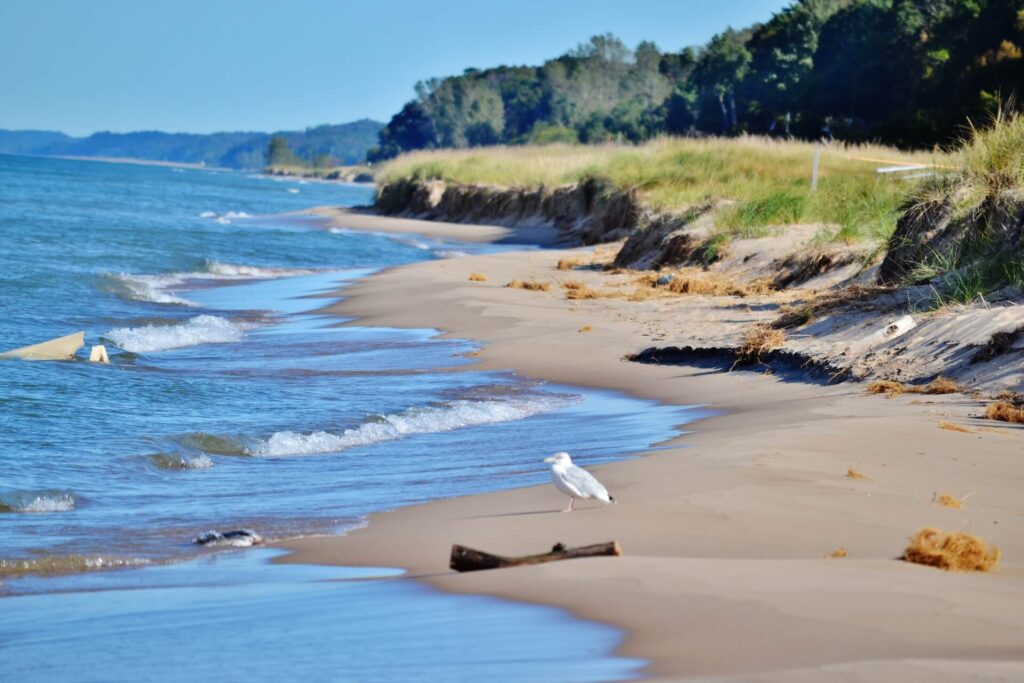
[
  {"x1": 915, "y1": 108, "x2": 1024, "y2": 217},
  {"x1": 379, "y1": 136, "x2": 949, "y2": 244}
]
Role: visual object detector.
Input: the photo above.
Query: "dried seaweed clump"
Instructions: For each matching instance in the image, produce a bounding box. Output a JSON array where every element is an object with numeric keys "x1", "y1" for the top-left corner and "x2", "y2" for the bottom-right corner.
[
  {"x1": 564, "y1": 284, "x2": 602, "y2": 300},
  {"x1": 634, "y1": 269, "x2": 774, "y2": 297},
  {"x1": 557, "y1": 257, "x2": 584, "y2": 271},
  {"x1": 986, "y1": 402, "x2": 1024, "y2": 424},
  {"x1": 846, "y1": 468, "x2": 871, "y2": 481},
  {"x1": 932, "y1": 492, "x2": 965, "y2": 509},
  {"x1": 578, "y1": 325, "x2": 593, "y2": 333},
  {"x1": 903, "y1": 528, "x2": 999, "y2": 572},
  {"x1": 772, "y1": 284, "x2": 890, "y2": 330},
  {"x1": 468, "y1": 272, "x2": 488, "y2": 282},
  {"x1": 828, "y1": 548, "x2": 848, "y2": 558},
  {"x1": 867, "y1": 380, "x2": 906, "y2": 397},
  {"x1": 867, "y1": 377, "x2": 964, "y2": 398},
  {"x1": 939, "y1": 420, "x2": 972, "y2": 433},
  {"x1": 919, "y1": 377, "x2": 962, "y2": 394},
  {"x1": 505, "y1": 279, "x2": 551, "y2": 292},
  {"x1": 737, "y1": 323, "x2": 785, "y2": 362}
]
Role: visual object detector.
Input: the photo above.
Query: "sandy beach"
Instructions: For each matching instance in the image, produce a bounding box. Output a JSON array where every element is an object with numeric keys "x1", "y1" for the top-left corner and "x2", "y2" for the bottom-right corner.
[{"x1": 281, "y1": 209, "x2": 1024, "y2": 681}]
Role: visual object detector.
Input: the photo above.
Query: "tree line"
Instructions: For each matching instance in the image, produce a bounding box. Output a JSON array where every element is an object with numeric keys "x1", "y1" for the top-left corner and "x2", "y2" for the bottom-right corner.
[{"x1": 369, "y1": 0, "x2": 1024, "y2": 160}]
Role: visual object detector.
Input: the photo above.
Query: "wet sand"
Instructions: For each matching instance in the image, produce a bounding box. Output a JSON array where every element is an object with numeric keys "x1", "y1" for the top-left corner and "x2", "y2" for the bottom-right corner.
[{"x1": 280, "y1": 210, "x2": 1024, "y2": 681}]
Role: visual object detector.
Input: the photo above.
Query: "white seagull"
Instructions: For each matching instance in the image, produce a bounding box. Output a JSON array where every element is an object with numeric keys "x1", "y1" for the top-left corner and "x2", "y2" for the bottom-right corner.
[{"x1": 543, "y1": 451, "x2": 615, "y2": 512}]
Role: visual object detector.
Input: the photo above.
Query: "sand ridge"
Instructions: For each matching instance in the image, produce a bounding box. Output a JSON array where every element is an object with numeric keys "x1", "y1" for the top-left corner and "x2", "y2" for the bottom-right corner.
[{"x1": 278, "y1": 211, "x2": 1024, "y2": 681}]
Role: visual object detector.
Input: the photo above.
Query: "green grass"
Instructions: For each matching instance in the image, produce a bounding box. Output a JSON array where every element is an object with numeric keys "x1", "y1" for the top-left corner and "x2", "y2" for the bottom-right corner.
[{"x1": 379, "y1": 136, "x2": 949, "y2": 245}]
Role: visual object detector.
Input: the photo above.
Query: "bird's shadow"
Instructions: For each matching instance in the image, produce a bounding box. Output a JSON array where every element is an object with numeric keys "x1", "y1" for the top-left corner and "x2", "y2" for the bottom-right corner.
[{"x1": 459, "y1": 508, "x2": 564, "y2": 520}]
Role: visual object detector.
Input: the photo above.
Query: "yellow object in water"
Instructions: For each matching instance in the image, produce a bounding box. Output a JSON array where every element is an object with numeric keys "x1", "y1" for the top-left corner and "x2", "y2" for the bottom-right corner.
[{"x1": 0, "y1": 332, "x2": 85, "y2": 361}]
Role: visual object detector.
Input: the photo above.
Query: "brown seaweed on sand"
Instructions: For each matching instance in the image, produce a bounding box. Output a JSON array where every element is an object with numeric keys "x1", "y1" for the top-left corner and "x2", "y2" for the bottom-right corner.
[{"x1": 903, "y1": 528, "x2": 999, "y2": 572}]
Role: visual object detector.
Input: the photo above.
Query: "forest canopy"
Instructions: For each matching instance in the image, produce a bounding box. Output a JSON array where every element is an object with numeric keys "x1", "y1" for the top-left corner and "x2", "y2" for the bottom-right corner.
[{"x1": 369, "y1": 0, "x2": 1024, "y2": 160}]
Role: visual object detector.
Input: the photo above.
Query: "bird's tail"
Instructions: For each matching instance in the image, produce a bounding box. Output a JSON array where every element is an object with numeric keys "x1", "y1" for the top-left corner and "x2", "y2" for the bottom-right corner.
[{"x1": 608, "y1": 496, "x2": 617, "y2": 505}]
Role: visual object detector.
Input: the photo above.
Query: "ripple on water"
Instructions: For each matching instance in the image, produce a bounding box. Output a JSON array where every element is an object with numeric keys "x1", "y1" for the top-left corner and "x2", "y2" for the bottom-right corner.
[{"x1": 147, "y1": 453, "x2": 214, "y2": 471}]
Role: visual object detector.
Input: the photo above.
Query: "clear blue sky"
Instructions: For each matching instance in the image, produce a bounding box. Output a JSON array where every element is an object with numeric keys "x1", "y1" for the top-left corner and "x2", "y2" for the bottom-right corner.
[{"x1": 0, "y1": 0, "x2": 789, "y2": 136}]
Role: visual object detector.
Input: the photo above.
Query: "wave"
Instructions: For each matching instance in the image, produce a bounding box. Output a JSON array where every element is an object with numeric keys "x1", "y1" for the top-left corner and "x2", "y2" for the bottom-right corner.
[
  {"x1": 176, "y1": 432, "x2": 252, "y2": 456},
  {"x1": 203, "y1": 261, "x2": 317, "y2": 279},
  {"x1": 106, "y1": 315, "x2": 247, "y2": 353},
  {"x1": 149, "y1": 453, "x2": 214, "y2": 471},
  {"x1": 0, "y1": 490, "x2": 76, "y2": 513},
  {"x1": 100, "y1": 273, "x2": 199, "y2": 306},
  {"x1": 254, "y1": 394, "x2": 579, "y2": 457},
  {"x1": 205, "y1": 210, "x2": 253, "y2": 224},
  {"x1": 0, "y1": 554, "x2": 150, "y2": 578},
  {"x1": 102, "y1": 261, "x2": 319, "y2": 305}
]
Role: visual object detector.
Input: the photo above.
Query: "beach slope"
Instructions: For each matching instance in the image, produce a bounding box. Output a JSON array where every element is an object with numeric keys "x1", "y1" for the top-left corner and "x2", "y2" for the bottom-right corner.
[{"x1": 281, "y1": 212, "x2": 1024, "y2": 681}]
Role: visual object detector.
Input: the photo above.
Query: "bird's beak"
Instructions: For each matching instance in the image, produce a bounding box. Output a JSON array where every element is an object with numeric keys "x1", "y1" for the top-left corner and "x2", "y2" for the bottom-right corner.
[{"x1": 543, "y1": 456, "x2": 555, "y2": 463}]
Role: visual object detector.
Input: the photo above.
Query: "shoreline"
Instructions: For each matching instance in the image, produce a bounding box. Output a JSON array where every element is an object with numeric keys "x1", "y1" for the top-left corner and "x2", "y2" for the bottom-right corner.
[{"x1": 279, "y1": 211, "x2": 1024, "y2": 680}]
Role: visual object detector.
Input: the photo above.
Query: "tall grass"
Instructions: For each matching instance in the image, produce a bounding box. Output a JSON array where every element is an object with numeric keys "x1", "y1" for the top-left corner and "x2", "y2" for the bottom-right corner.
[
  {"x1": 379, "y1": 136, "x2": 949, "y2": 244},
  {"x1": 952, "y1": 108, "x2": 1024, "y2": 212}
]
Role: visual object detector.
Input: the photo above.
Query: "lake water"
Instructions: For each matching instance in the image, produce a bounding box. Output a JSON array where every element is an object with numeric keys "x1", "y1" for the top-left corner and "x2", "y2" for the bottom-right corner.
[{"x1": 0, "y1": 155, "x2": 697, "y2": 681}]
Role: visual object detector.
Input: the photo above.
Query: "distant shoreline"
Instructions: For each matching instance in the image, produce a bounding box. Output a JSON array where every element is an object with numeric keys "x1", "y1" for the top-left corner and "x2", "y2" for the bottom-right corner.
[{"x1": 50, "y1": 154, "x2": 231, "y2": 171}]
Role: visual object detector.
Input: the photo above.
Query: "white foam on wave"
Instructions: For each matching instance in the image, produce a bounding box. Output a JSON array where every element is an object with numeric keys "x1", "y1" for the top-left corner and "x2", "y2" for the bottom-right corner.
[
  {"x1": 204, "y1": 261, "x2": 317, "y2": 279},
  {"x1": 104, "y1": 261, "x2": 318, "y2": 306},
  {"x1": 24, "y1": 494, "x2": 76, "y2": 512},
  {"x1": 206, "y1": 210, "x2": 253, "y2": 224},
  {"x1": 0, "y1": 491, "x2": 76, "y2": 513},
  {"x1": 287, "y1": 188, "x2": 300, "y2": 194},
  {"x1": 106, "y1": 315, "x2": 248, "y2": 353},
  {"x1": 254, "y1": 394, "x2": 580, "y2": 457},
  {"x1": 107, "y1": 273, "x2": 199, "y2": 306}
]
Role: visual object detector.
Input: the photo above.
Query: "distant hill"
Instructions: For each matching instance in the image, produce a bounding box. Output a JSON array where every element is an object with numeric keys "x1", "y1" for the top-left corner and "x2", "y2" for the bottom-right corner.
[{"x1": 0, "y1": 120, "x2": 384, "y2": 169}]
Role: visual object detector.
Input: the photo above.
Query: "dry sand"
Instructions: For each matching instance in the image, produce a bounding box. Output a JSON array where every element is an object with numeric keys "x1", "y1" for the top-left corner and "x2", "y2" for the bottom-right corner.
[{"x1": 280, "y1": 210, "x2": 1024, "y2": 681}]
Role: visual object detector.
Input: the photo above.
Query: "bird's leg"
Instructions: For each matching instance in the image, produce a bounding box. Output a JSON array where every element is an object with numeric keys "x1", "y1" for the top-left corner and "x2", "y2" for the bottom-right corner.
[{"x1": 563, "y1": 497, "x2": 575, "y2": 513}]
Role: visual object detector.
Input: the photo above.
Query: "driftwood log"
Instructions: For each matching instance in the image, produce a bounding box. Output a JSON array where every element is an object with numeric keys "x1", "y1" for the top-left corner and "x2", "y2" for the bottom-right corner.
[{"x1": 450, "y1": 541, "x2": 621, "y2": 573}]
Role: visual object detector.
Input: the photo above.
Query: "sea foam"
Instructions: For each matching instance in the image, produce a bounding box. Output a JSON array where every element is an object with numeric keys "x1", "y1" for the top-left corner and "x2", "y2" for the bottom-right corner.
[
  {"x1": 103, "y1": 273, "x2": 198, "y2": 306},
  {"x1": 203, "y1": 261, "x2": 317, "y2": 279},
  {"x1": 106, "y1": 315, "x2": 247, "y2": 353},
  {"x1": 254, "y1": 394, "x2": 579, "y2": 457},
  {"x1": 0, "y1": 490, "x2": 76, "y2": 513}
]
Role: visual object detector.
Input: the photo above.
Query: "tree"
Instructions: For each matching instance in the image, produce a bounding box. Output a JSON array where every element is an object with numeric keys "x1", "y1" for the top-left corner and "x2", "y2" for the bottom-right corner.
[
  {"x1": 266, "y1": 135, "x2": 299, "y2": 167},
  {"x1": 740, "y1": 0, "x2": 843, "y2": 135},
  {"x1": 692, "y1": 28, "x2": 753, "y2": 133}
]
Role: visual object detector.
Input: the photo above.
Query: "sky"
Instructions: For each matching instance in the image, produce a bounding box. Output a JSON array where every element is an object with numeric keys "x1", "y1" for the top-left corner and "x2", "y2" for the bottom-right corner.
[{"x1": 0, "y1": 0, "x2": 790, "y2": 136}]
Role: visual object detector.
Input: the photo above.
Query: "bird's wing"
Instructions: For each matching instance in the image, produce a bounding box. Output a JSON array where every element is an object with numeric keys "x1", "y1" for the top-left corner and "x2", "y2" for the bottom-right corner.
[{"x1": 563, "y1": 464, "x2": 610, "y2": 501}]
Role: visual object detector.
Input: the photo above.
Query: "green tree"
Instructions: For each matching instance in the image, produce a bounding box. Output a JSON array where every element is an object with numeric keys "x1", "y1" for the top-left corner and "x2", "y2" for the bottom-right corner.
[
  {"x1": 692, "y1": 28, "x2": 753, "y2": 133},
  {"x1": 741, "y1": 0, "x2": 843, "y2": 135},
  {"x1": 267, "y1": 135, "x2": 299, "y2": 167}
]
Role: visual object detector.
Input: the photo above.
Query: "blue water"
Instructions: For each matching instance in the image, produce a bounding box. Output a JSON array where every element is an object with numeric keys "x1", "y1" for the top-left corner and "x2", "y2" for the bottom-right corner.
[
  {"x1": 1, "y1": 550, "x2": 643, "y2": 682},
  {"x1": 0, "y1": 155, "x2": 693, "y2": 680}
]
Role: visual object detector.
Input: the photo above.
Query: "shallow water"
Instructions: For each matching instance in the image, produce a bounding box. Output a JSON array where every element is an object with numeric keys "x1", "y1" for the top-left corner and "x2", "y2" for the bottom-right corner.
[
  {"x1": 0, "y1": 550, "x2": 643, "y2": 682},
  {"x1": 0, "y1": 155, "x2": 698, "y2": 680}
]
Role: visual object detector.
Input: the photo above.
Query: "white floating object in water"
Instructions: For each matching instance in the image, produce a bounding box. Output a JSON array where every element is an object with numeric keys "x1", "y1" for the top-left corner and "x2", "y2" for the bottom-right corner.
[
  {"x1": 0, "y1": 331, "x2": 85, "y2": 361},
  {"x1": 89, "y1": 345, "x2": 110, "y2": 364}
]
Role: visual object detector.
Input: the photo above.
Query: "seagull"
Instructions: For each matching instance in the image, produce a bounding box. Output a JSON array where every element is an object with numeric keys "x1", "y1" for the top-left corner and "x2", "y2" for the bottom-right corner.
[{"x1": 543, "y1": 451, "x2": 615, "y2": 512}]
